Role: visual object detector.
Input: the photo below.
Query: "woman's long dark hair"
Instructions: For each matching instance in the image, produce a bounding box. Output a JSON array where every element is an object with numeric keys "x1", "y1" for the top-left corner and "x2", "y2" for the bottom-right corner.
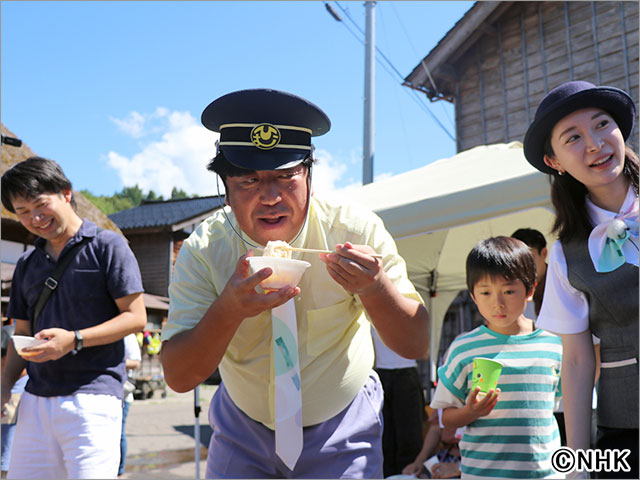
[{"x1": 546, "y1": 143, "x2": 639, "y2": 243}]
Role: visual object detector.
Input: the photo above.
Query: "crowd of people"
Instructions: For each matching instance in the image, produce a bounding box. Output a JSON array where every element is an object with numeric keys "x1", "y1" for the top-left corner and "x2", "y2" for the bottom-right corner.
[{"x1": 0, "y1": 80, "x2": 637, "y2": 479}]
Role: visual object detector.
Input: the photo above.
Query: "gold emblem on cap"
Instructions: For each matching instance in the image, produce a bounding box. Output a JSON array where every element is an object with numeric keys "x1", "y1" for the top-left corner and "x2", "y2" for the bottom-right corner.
[{"x1": 250, "y1": 124, "x2": 281, "y2": 150}]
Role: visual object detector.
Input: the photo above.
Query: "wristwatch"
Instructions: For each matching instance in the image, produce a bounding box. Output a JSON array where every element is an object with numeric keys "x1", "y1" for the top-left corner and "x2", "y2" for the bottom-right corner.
[{"x1": 74, "y1": 330, "x2": 83, "y2": 351}]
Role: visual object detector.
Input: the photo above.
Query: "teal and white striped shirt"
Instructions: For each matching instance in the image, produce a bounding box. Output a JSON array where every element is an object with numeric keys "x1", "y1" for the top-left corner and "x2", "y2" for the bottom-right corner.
[{"x1": 431, "y1": 326, "x2": 563, "y2": 479}]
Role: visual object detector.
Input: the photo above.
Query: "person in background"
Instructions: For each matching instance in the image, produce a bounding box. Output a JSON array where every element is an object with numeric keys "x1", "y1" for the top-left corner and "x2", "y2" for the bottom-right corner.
[
  {"x1": 118, "y1": 333, "x2": 141, "y2": 477},
  {"x1": 160, "y1": 88, "x2": 429, "y2": 479},
  {"x1": 523, "y1": 80, "x2": 638, "y2": 479},
  {"x1": 371, "y1": 327, "x2": 424, "y2": 477},
  {"x1": 510, "y1": 228, "x2": 548, "y2": 318},
  {"x1": 0, "y1": 157, "x2": 146, "y2": 479},
  {"x1": 431, "y1": 237, "x2": 562, "y2": 479},
  {"x1": 1, "y1": 324, "x2": 28, "y2": 479},
  {"x1": 402, "y1": 409, "x2": 462, "y2": 479},
  {"x1": 511, "y1": 227, "x2": 601, "y2": 448}
]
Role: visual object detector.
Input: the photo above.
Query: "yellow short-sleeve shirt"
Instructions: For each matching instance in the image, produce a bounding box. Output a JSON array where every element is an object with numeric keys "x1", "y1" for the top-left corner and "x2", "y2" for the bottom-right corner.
[{"x1": 163, "y1": 196, "x2": 422, "y2": 429}]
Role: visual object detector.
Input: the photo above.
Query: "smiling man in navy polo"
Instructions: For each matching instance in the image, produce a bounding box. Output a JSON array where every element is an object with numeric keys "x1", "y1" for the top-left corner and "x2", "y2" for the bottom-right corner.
[{"x1": 1, "y1": 156, "x2": 147, "y2": 479}]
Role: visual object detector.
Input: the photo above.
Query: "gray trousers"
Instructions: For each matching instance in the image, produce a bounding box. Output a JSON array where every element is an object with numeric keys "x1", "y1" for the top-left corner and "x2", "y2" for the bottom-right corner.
[{"x1": 206, "y1": 371, "x2": 384, "y2": 479}]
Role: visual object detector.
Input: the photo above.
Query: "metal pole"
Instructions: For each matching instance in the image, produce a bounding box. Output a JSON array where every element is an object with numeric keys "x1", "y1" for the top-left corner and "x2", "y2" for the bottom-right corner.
[
  {"x1": 363, "y1": 0, "x2": 375, "y2": 185},
  {"x1": 194, "y1": 386, "x2": 201, "y2": 479},
  {"x1": 428, "y1": 293, "x2": 437, "y2": 401}
]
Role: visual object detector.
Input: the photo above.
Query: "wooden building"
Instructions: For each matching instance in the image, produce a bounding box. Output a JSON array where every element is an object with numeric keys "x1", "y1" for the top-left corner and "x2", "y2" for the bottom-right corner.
[
  {"x1": 108, "y1": 196, "x2": 223, "y2": 301},
  {"x1": 404, "y1": 1, "x2": 639, "y2": 153}
]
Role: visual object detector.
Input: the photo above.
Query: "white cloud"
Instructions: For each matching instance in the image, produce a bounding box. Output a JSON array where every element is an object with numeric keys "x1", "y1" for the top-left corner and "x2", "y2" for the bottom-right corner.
[
  {"x1": 109, "y1": 108, "x2": 171, "y2": 139},
  {"x1": 107, "y1": 109, "x2": 220, "y2": 197},
  {"x1": 107, "y1": 109, "x2": 373, "y2": 200},
  {"x1": 374, "y1": 171, "x2": 393, "y2": 183},
  {"x1": 311, "y1": 148, "x2": 365, "y2": 200},
  {"x1": 110, "y1": 111, "x2": 146, "y2": 138}
]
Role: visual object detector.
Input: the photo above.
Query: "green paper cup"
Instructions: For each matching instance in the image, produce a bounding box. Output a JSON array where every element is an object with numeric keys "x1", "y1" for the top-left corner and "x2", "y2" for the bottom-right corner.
[{"x1": 471, "y1": 357, "x2": 503, "y2": 393}]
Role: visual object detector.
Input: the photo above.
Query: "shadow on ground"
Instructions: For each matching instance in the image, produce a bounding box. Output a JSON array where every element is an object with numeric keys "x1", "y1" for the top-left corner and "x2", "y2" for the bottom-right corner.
[
  {"x1": 174, "y1": 424, "x2": 213, "y2": 447},
  {"x1": 125, "y1": 447, "x2": 208, "y2": 472},
  {"x1": 124, "y1": 425, "x2": 212, "y2": 473}
]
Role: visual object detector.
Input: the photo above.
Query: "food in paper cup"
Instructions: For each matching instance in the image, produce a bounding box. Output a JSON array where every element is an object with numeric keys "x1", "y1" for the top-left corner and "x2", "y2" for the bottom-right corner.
[
  {"x1": 263, "y1": 240, "x2": 292, "y2": 258},
  {"x1": 247, "y1": 256, "x2": 310, "y2": 290},
  {"x1": 12, "y1": 335, "x2": 46, "y2": 358}
]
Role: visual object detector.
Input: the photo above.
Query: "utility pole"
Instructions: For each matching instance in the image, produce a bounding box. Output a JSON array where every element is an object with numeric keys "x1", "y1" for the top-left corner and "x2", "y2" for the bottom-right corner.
[
  {"x1": 362, "y1": 0, "x2": 375, "y2": 185},
  {"x1": 324, "y1": 0, "x2": 375, "y2": 185}
]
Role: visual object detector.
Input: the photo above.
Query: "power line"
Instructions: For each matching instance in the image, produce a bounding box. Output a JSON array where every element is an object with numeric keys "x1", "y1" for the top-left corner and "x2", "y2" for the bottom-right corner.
[
  {"x1": 324, "y1": 3, "x2": 415, "y2": 99},
  {"x1": 326, "y1": 1, "x2": 455, "y2": 141},
  {"x1": 332, "y1": 2, "x2": 365, "y2": 36},
  {"x1": 389, "y1": 2, "x2": 454, "y2": 130},
  {"x1": 324, "y1": 2, "x2": 342, "y2": 22}
]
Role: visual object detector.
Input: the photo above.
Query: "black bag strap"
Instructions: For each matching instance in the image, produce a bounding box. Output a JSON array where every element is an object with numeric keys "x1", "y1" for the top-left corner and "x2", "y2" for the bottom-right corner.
[{"x1": 31, "y1": 237, "x2": 90, "y2": 335}]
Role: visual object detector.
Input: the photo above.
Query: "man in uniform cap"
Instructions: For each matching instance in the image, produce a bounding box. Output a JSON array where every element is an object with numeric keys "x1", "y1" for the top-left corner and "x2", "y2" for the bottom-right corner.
[{"x1": 161, "y1": 89, "x2": 430, "y2": 478}]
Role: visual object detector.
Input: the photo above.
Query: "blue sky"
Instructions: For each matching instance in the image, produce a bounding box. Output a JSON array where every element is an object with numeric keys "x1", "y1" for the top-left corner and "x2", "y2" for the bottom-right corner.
[{"x1": 1, "y1": 1, "x2": 474, "y2": 198}]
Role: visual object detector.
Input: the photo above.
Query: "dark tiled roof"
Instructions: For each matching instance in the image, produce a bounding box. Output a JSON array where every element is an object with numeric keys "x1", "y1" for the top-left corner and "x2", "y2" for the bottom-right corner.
[{"x1": 109, "y1": 196, "x2": 224, "y2": 230}]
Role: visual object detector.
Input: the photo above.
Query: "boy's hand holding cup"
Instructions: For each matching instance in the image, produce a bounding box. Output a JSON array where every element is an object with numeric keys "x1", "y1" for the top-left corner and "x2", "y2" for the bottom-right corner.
[
  {"x1": 466, "y1": 357, "x2": 502, "y2": 417},
  {"x1": 472, "y1": 357, "x2": 503, "y2": 396}
]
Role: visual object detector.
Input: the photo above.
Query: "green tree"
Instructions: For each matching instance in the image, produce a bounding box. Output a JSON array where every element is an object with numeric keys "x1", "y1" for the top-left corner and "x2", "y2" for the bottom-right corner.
[
  {"x1": 82, "y1": 184, "x2": 198, "y2": 215},
  {"x1": 119, "y1": 185, "x2": 144, "y2": 206},
  {"x1": 145, "y1": 190, "x2": 163, "y2": 201},
  {"x1": 170, "y1": 187, "x2": 189, "y2": 199},
  {"x1": 80, "y1": 190, "x2": 134, "y2": 215}
]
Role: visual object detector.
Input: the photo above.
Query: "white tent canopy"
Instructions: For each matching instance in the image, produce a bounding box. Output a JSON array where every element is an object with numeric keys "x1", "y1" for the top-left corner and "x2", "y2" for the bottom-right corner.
[{"x1": 340, "y1": 142, "x2": 557, "y2": 381}]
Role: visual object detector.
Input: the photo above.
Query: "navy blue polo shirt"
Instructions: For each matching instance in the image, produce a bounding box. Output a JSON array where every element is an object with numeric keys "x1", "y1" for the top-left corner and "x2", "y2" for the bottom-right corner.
[{"x1": 7, "y1": 220, "x2": 144, "y2": 399}]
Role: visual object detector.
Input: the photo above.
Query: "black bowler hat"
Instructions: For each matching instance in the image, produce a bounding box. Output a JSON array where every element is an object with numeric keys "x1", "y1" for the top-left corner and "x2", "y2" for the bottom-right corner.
[
  {"x1": 523, "y1": 81, "x2": 636, "y2": 174},
  {"x1": 202, "y1": 89, "x2": 331, "y2": 171}
]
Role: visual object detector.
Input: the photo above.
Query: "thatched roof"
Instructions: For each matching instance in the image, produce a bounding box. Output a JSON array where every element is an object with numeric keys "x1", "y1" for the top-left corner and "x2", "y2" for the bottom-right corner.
[{"x1": 1, "y1": 123, "x2": 122, "y2": 234}]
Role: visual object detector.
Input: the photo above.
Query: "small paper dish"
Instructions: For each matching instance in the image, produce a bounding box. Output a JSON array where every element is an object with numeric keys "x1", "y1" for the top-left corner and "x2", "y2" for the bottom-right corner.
[
  {"x1": 247, "y1": 256, "x2": 310, "y2": 290},
  {"x1": 12, "y1": 335, "x2": 46, "y2": 358},
  {"x1": 423, "y1": 455, "x2": 440, "y2": 475}
]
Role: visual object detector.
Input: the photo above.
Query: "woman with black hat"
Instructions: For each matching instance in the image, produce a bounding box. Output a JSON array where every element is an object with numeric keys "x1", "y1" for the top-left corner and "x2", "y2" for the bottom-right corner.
[{"x1": 523, "y1": 81, "x2": 638, "y2": 479}]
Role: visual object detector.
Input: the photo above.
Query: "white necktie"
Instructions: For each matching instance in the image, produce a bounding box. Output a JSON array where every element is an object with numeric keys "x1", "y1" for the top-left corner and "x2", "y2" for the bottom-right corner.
[{"x1": 272, "y1": 299, "x2": 303, "y2": 470}]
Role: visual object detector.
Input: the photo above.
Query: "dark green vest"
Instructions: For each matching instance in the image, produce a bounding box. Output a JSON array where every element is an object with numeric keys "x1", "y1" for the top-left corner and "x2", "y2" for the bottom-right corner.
[{"x1": 562, "y1": 239, "x2": 639, "y2": 429}]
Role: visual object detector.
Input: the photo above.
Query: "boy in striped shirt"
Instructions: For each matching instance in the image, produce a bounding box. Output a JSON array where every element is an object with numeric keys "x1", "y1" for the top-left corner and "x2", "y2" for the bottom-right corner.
[{"x1": 431, "y1": 236, "x2": 563, "y2": 479}]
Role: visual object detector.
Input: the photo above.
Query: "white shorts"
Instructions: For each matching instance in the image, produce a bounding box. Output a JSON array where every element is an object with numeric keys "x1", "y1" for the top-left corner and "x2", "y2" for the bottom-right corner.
[{"x1": 8, "y1": 391, "x2": 122, "y2": 479}]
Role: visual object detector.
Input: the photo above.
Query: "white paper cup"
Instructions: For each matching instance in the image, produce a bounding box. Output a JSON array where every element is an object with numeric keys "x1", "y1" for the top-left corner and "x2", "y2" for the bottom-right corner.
[
  {"x1": 247, "y1": 256, "x2": 311, "y2": 290},
  {"x1": 423, "y1": 455, "x2": 440, "y2": 475},
  {"x1": 12, "y1": 335, "x2": 46, "y2": 358}
]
